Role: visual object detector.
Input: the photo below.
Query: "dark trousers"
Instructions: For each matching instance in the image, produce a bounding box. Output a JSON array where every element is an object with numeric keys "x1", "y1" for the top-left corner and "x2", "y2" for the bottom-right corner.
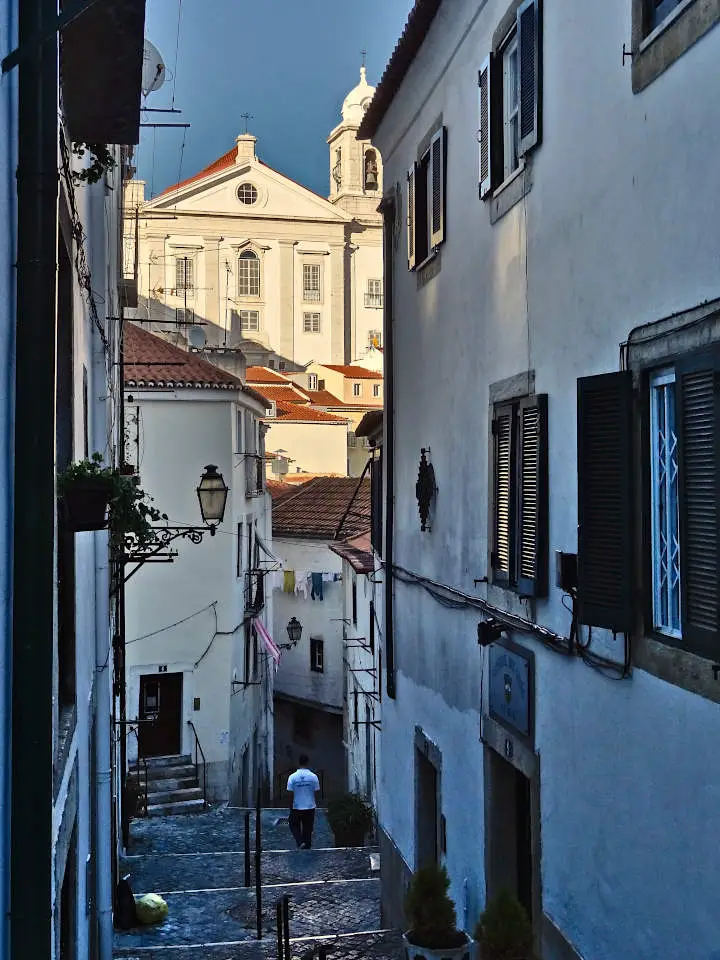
[{"x1": 290, "y1": 809, "x2": 315, "y2": 848}]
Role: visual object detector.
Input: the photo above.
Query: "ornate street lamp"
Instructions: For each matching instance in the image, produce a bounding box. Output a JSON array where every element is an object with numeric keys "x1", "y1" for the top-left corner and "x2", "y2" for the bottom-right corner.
[
  {"x1": 281, "y1": 617, "x2": 302, "y2": 649},
  {"x1": 196, "y1": 464, "x2": 229, "y2": 533}
]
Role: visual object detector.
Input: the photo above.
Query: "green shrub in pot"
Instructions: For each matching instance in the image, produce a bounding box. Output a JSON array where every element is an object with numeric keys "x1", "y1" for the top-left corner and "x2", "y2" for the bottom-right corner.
[
  {"x1": 474, "y1": 889, "x2": 533, "y2": 960},
  {"x1": 403, "y1": 863, "x2": 468, "y2": 952},
  {"x1": 326, "y1": 792, "x2": 373, "y2": 847}
]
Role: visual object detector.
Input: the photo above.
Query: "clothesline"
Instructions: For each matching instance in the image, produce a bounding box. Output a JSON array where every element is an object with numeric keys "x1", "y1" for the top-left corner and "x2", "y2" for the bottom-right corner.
[{"x1": 266, "y1": 569, "x2": 342, "y2": 601}]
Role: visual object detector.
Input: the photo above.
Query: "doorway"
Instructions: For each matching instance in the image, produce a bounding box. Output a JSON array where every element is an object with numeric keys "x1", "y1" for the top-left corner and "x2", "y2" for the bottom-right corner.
[
  {"x1": 138, "y1": 673, "x2": 183, "y2": 757},
  {"x1": 415, "y1": 747, "x2": 439, "y2": 868},
  {"x1": 484, "y1": 746, "x2": 536, "y2": 926}
]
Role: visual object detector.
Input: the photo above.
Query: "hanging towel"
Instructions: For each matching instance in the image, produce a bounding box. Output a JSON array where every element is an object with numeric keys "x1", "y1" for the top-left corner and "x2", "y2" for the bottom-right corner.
[
  {"x1": 294, "y1": 571, "x2": 309, "y2": 600},
  {"x1": 322, "y1": 572, "x2": 334, "y2": 583},
  {"x1": 283, "y1": 570, "x2": 296, "y2": 593},
  {"x1": 311, "y1": 572, "x2": 324, "y2": 601}
]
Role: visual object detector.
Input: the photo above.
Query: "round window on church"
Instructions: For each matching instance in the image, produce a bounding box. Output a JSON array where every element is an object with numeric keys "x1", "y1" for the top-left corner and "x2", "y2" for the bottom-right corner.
[{"x1": 237, "y1": 183, "x2": 258, "y2": 205}]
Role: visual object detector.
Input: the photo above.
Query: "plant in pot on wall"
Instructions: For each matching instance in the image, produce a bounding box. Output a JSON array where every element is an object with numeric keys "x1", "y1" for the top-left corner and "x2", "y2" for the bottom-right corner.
[
  {"x1": 326, "y1": 792, "x2": 373, "y2": 847},
  {"x1": 403, "y1": 863, "x2": 471, "y2": 960},
  {"x1": 474, "y1": 889, "x2": 533, "y2": 960}
]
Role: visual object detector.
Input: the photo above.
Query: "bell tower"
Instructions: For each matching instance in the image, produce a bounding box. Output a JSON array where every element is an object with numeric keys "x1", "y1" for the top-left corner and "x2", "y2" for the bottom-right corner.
[{"x1": 327, "y1": 65, "x2": 383, "y2": 216}]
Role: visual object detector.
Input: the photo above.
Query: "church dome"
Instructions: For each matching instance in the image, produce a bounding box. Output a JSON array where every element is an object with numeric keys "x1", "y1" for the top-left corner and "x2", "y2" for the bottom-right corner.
[{"x1": 341, "y1": 66, "x2": 375, "y2": 126}]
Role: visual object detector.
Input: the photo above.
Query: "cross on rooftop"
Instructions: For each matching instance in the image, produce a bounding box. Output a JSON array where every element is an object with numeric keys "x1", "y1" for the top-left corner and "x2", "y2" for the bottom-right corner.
[{"x1": 240, "y1": 112, "x2": 254, "y2": 134}]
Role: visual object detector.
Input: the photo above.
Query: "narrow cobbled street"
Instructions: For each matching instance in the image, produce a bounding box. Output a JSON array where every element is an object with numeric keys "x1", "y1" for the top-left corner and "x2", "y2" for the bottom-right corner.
[{"x1": 113, "y1": 808, "x2": 403, "y2": 960}]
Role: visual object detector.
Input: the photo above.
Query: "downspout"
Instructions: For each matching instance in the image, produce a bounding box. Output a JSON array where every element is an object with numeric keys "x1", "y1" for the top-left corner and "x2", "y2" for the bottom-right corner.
[
  {"x1": 0, "y1": 2, "x2": 18, "y2": 957},
  {"x1": 11, "y1": 0, "x2": 58, "y2": 955},
  {"x1": 380, "y1": 196, "x2": 395, "y2": 698}
]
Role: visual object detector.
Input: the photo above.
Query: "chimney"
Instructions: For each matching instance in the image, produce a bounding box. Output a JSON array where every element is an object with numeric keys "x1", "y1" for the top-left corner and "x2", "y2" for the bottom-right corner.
[{"x1": 236, "y1": 134, "x2": 257, "y2": 163}]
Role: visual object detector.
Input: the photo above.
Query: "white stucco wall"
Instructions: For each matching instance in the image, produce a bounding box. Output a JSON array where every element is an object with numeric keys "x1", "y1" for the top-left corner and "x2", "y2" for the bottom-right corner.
[
  {"x1": 264, "y1": 419, "x2": 348, "y2": 476},
  {"x1": 373, "y1": 2, "x2": 720, "y2": 957},
  {"x1": 271, "y1": 539, "x2": 344, "y2": 709},
  {"x1": 124, "y1": 390, "x2": 271, "y2": 802}
]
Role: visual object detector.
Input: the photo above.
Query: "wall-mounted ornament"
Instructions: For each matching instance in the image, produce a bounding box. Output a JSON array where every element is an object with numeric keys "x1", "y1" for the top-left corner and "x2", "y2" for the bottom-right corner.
[{"x1": 415, "y1": 447, "x2": 437, "y2": 532}]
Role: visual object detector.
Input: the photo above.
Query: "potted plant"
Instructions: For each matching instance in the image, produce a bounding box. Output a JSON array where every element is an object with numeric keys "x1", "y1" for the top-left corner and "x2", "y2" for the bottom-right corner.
[
  {"x1": 474, "y1": 889, "x2": 533, "y2": 960},
  {"x1": 58, "y1": 452, "x2": 115, "y2": 531},
  {"x1": 326, "y1": 792, "x2": 374, "y2": 847},
  {"x1": 403, "y1": 863, "x2": 471, "y2": 960}
]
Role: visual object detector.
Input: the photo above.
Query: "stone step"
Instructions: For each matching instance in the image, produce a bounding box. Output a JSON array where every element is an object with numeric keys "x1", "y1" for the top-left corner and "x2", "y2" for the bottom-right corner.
[
  {"x1": 132, "y1": 754, "x2": 192, "y2": 769},
  {"x1": 146, "y1": 786, "x2": 203, "y2": 805},
  {"x1": 130, "y1": 764, "x2": 197, "y2": 782},
  {"x1": 130, "y1": 775, "x2": 198, "y2": 793},
  {"x1": 146, "y1": 798, "x2": 206, "y2": 817}
]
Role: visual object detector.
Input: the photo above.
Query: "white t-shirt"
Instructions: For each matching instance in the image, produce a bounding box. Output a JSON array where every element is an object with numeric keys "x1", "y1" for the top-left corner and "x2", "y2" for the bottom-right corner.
[{"x1": 287, "y1": 768, "x2": 320, "y2": 810}]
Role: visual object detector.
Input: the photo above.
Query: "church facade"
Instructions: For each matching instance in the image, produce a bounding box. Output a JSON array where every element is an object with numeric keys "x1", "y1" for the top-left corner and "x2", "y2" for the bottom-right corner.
[{"x1": 124, "y1": 68, "x2": 383, "y2": 371}]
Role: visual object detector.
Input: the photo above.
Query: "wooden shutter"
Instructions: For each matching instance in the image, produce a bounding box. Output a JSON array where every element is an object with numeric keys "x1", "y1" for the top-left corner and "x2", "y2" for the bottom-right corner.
[
  {"x1": 492, "y1": 404, "x2": 515, "y2": 586},
  {"x1": 407, "y1": 165, "x2": 416, "y2": 270},
  {"x1": 478, "y1": 56, "x2": 493, "y2": 198},
  {"x1": 676, "y1": 350, "x2": 720, "y2": 658},
  {"x1": 518, "y1": 0, "x2": 542, "y2": 157},
  {"x1": 577, "y1": 371, "x2": 634, "y2": 630},
  {"x1": 430, "y1": 126, "x2": 445, "y2": 248},
  {"x1": 517, "y1": 395, "x2": 548, "y2": 597}
]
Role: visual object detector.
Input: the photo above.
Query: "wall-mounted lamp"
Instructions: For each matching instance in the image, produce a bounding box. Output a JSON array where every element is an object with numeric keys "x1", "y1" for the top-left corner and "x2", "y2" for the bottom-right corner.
[{"x1": 278, "y1": 617, "x2": 302, "y2": 650}]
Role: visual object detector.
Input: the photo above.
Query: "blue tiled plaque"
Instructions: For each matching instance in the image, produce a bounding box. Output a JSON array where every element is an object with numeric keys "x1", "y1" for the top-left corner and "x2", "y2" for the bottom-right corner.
[{"x1": 488, "y1": 640, "x2": 534, "y2": 741}]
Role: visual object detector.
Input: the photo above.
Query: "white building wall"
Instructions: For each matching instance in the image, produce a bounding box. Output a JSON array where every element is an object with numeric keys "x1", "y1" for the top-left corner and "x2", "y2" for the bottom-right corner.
[
  {"x1": 373, "y1": 1, "x2": 720, "y2": 958},
  {"x1": 264, "y1": 419, "x2": 348, "y2": 476}
]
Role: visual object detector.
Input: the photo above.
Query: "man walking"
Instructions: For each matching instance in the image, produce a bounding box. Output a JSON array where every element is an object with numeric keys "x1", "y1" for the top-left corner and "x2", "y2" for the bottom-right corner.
[{"x1": 287, "y1": 755, "x2": 320, "y2": 849}]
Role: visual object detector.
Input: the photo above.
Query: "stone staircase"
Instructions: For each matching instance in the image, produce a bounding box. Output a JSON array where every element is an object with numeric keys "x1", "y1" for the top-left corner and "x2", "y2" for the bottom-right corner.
[{"x1": 130, "y1": 754, "x2": 206, "y2": 817}]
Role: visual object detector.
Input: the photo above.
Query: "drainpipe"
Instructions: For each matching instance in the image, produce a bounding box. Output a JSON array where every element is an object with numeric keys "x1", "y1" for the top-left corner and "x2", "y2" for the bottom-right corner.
[
  {"x1": 0, "y1": 2, "x2": 18, "y2": 956},
  {"x1": 94, "y1": 527, "x2": 113, "y2": 960},
  {"x1": 11, "y1": 0, "x2": 58, "y2": 954},
  {"x1": 380, "y1": 196, "x2": 395, "y2": 698}
]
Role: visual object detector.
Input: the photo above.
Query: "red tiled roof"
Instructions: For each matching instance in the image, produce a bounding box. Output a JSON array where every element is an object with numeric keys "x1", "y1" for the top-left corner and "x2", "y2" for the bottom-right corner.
[
  {"x1": 256, "y1": 385, "x2": 310, "y2": 405},
  {"x1": 272, "y1": 477, "x2": 371, "y2": 540},
  {"x1": 323, "y1": 364, "x2": 383, "y2": 380},
  {"x1": 246, "y1": 366, "x2": 292, "y2": 384},
  {"x1": 124, "y1": 324, "x2": 243, "y2": 390},
  {"x1": 266, "y1": 479, "x2": 296, "y2": 502},
  {"x1": 273, "y1": 401, "x2": 348, "y2": 423},
  {"x1": 358, "y1": 0, "x2": 442, "y2": 140},
  {"x1": 329, "y1": 532, "x2": 374, "y2": 573},
  {"x1": 305, "y1": 389, "x2": 345, "y2": 407},
  {"x1": 156, "y1": 146, "x2": 237, "y2": 199}
]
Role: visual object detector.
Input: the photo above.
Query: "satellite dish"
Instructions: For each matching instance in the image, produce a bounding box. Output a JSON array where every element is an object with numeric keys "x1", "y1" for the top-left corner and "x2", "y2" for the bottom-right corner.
[
  {"x1": 188, "y1": 325, "x2": 206, "y2": 348},
  {"x1": 142, "y1": 39, "x2": 167, "y2": 97}
]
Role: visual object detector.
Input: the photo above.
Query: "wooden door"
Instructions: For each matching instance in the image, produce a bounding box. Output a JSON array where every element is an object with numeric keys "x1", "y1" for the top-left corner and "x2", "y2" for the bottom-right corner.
[{"x1": 138, "y1": 673, "x2": 183, "y2": 757}]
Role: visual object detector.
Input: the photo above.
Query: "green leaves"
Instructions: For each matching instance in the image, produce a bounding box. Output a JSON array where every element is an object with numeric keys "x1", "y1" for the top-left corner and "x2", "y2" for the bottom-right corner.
[
  {"x1": 71, "y1": 142, "x2": 117, "y2": 185},
  {"x1": 474, "y1": 889, "x2": 533, "y2": 959},
  {"x1": 404, "y1": 863, "x2": 459, "y2": 947}
]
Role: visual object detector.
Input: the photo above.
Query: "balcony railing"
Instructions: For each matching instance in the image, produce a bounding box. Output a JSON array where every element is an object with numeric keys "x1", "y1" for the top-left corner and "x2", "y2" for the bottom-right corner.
[
  {"x1": 364, "y1": 293, "x2": 383, "y2": 308},
  {"x1": 244, "y1": 570, "x2": 265, "y2": 615},
  {"x1": 245, "y1": 454, "x2": 264, "y2": 497}
]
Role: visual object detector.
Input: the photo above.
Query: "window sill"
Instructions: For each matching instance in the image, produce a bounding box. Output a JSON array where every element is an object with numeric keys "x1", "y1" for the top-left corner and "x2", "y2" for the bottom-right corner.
[
  {"x1": 634, "y1": 631, "x2": 720, "y2": 703},
  {"x1": 415, "y1": 249, "x2": 441, "y2": 289},
  {"x1": 489, "y1": 162, "x2": 532, "y2": 224},
  {"x1": 632, "y1": 0, "x2": 719, "y2": 93}
]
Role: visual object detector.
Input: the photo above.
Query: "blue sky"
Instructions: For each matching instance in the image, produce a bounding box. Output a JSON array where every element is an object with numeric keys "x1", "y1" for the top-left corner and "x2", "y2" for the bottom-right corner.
[{"x1": 136, "y1": 0, "x2": 413, "y2": 199}]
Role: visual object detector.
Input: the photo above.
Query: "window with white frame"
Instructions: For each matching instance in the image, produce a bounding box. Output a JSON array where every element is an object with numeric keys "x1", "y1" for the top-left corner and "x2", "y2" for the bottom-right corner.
[
  {"x1": 353, "y1": 382, "x2": 362, "y2": 397},
  {"x1": 236, "y1": 407, "x2": 245, "y2": 453},
  {"x1": 308, "y1": 373, "x2": 318, "y2": 391},
  {"x1": 303, "y1": 312, "x2": 321, "y2": 333},
  {"x1": 240, "y1": 310, "x2": 260, "y2": 332},
  {"x1": 407, "y1": 126, "x2": 445, "y2": 270},
  {"x1": 238, "y1": 250, "x2": 260, "y2": 297},
  {"x1": 310, "y1": 636, "x2": 324, "y2": 673},
  {"x1": 373, "y1": 383, "x2": 380, "y2": 398},
  {"x1": 175, "y1": 256, "x2": 194, "y2": 294},
  {"x1": 176, "y1": 307, "x2": 194, "y2": 324},
  {"x1": 501, "y1": 29, "x2": 520, "y2": 180},
  {"x1": 303, "y1": 263, "x2": 321, "y2": 302},
  {"x1": 650, "y1": 369, "x2": 681, "y2": 637},
  {"x1": 648, "y1": 0, "x2": 684, "y2": 30},
  {"x1": 368, "y1": 329, "x2": 382, "y2": 348},
  {"x1": 237, "y1": 182, "x2": 258, "y2": 205},
  {"x1": 365, "y1": 278, "x2": 383, "y2": 308}
]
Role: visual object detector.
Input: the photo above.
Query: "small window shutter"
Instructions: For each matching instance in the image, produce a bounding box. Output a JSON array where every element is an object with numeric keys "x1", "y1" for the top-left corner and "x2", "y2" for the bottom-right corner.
[
  {"x1": 517, "y1": 0, "x2": 542, "y2": 157},
  {"x1": 478, "y1": 56, "x2": 493, "y2": 198},
  {"x1": 577, "y1": 371, "x2": 633, "y2": 630},
  {"x1": 430, "y1": 126, "x2": 445, "y2": 248},
  {"x1": 492, "y1": 404, "x2": 515, "y2": 586},
  {"x1": 517, "y1": 394, "x2": 548, "y2": 597},
  {"x1": 407, "y1": 165, "x2": 416, "y2": 270},
  {"x1": 676, "y1": 350, "x2": 720, "y2": 658}
]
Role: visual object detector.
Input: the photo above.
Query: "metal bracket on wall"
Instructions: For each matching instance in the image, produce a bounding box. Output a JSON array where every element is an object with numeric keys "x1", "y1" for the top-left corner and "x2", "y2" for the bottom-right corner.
[{"x1": 622, "y1": 43, "x2": 634, "y2": 65}]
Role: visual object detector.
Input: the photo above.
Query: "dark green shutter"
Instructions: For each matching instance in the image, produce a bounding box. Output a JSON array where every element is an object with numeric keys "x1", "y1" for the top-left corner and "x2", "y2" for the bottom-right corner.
[
  {"x1": 430, "y1": 126, "x2": 446, "y2": 248},
  {"x1": 577, "y1": 371, "x2": 634, "y2": 630},
  {"x1": 492, "y1": 404, "x2": 515, "y2": 586},
  {"x1": 676, "y1": 350, "x2": 720, "y2": 658},
  {"x1": 478, "y1": 56, "x2": 493, "y2": 198},
  {"x1": 517, "y1": 394, "x2": 548, "y2": 597},
  {"x1": 518, "y1": 0, "x2": 542, "y2": 157}
]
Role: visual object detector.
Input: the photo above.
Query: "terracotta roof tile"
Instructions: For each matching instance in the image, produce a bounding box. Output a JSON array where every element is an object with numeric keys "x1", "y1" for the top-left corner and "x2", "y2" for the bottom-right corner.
[
  {"x1": 156, "y1": 146, "x2": 237, "y2": 198},
  {"x1": 124, "y1": 324, "x2": 243, "y2": 390},
  {"x1": 273, "y1": 401, "x2": 348, "y2": 423},
  {"x1": 305, "y1": 389, "x2": 345, "y2": 406},
  {"x1": 329, "y1": 532, "x2": 374, "y2": 573},
  {"x1": 256, "y1": 385, "x2": 310, "y2": 404},
  {"x1": 323, "y1": 364, "x2": 383, "y2": 379},
  {"x1": 246, "y1": 366, "x2": 292, "y2": 384},
  {"x1": 272, "y1": 477, "x2": 371, "y2": 540},
  {"x1": 266, "y1": 479, "x2": 296, "y2": 502}
]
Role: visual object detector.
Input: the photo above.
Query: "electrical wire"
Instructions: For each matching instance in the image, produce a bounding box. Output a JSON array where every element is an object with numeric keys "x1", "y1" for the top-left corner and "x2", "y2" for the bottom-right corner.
[{"x1": 126, "y1": 600, "x2": 217, "y2": 644}]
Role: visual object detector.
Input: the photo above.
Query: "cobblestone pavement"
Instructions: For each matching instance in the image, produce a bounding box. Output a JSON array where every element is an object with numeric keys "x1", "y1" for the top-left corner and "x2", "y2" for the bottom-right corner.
[{"x1": 113, "y1": 807, "x2": 402, "y2": 960}]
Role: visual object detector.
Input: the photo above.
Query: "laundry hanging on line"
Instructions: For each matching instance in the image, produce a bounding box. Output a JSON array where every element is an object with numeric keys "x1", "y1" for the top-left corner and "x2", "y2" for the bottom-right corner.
[{"x1": 275, "y1": 569, "x2": 342, "y2": 598}]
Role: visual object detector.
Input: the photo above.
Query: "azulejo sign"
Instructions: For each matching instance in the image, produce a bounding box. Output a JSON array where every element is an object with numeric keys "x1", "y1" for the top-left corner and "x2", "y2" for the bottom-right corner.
[{"x1": 488, "y1": 639, "x2": 534, "y2": 741}]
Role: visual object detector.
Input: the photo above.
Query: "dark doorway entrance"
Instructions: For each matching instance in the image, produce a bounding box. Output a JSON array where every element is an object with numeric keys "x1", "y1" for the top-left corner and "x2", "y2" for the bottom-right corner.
[
  {"x1": 138, "y1": 673, "x2": 183, "y2": 757},
  {"x1": 484, "y1": 747, "x2": 535, "y2": 925},
  {"x1": 416, "y1": 748, "x2": 439, "y2": 869}
]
